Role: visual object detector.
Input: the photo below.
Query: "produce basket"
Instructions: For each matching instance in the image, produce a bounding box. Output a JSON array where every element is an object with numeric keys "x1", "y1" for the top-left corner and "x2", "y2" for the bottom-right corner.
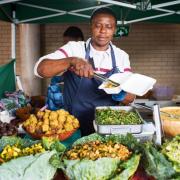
[
  {"x1": 23, "y1": 126, "x2": 78, "y2": 141},
  {"x1": 22, "y1": 109, "x2": 80, "y2": 141}
]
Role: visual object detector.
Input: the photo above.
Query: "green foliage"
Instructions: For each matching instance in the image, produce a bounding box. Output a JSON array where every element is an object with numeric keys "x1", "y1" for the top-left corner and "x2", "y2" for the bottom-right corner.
[
  {"x1": 42, "y1": 137, "x2": 66, "y2": 152},
  {"x1": 143, "y1": 142, "x2": 176, "y2": 180},
  {"x1": 161, "y1": 135, "x2": 180, "y2": 172},
  {"x1": 0, "y1": 136, "x2": 39, "y2": 152},
  {"x1": 0, "y1": 151, "x2": 57, "y2": 180},
  {"x1": 62, "y1": 155, "x2": 140, "y2": 180},
  {"x1": 72, "y1": 133, "x2": 104, "y2": 146},
  {"x1": 104, "y1": 133, "x2": 142, "y2": 153},
  {"x1": 112, "y1": 155, "x2": 140, "y2": 180}
]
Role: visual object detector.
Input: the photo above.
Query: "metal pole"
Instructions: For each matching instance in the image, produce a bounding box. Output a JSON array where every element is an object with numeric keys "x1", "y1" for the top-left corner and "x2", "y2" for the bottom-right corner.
[{"x1": 11, "y1": 10, "x2": 16, "y2": 59}]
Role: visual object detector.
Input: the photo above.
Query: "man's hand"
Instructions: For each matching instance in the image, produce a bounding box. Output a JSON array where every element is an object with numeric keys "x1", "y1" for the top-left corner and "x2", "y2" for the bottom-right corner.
[
  {"x1": 121, "y1": 93, "x2": 136, "y2": 105},
  {"x1": 112, "y1": 90, "x2": 136, "y2": 105},
  {"x1": 69, "y1": 57, "x2": 94, "y2": 78}
]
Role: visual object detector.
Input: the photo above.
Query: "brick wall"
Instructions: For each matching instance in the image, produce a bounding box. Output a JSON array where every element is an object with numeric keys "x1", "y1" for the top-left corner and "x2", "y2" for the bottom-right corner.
[
  {"x1": 115, "y1": 23, "x2": 180, "y2": 95},
  {"x1": 0, "y1": 21, "x2": 21, "y2": 74},
  {"x1": 0, "y1": 20, "x2": 180, "y2": 95},
  {"x1": 0, "y1": 21, "x2": 11, "y2": 63}
]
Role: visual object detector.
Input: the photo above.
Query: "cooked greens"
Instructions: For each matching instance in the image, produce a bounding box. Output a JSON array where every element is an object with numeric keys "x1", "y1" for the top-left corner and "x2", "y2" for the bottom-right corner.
[{"x1": 96, "y1": 108, "x2": 142, "y2": 125}]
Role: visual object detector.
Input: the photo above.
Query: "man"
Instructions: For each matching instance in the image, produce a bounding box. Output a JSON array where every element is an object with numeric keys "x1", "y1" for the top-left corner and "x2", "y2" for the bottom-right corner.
[
  {"x1": 34, "y1": 7, "x2": 135, "y2": 136},
  {"x1": 63, "y1": 26, "x2": 84, "y2": 44}
]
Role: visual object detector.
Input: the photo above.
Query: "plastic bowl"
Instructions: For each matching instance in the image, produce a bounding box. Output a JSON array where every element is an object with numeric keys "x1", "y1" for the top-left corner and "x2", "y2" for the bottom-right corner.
[{"x1": 160, "y1": 106, "x2": 180, "y2": 137}]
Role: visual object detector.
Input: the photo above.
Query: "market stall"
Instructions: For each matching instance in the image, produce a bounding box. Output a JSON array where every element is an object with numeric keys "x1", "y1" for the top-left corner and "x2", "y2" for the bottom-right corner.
[
  {"x1": 0, "y1": 97, "x2": 180, "y2": 179},
  {"x1": 0, "y1": 1, "x2": 180, "y2": 179}
]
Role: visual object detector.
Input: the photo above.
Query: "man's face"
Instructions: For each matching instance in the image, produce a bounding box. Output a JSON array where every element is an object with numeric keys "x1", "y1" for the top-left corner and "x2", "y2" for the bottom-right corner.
[{"x1": 91, "y1": 13, "x2": 116, "y2": 50}]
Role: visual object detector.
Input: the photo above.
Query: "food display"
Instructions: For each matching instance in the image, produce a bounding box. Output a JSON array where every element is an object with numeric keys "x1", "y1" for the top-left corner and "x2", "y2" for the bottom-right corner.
[
  {"x1": 160, "y1": 107, "x2": 180, "y2": 137},
  {"x1": 96, "y1": 108, "x2": 142, "y2": 125},
  {"x1": 0, "y1": 120, "x2": 18, "y2": 137},
  {"x1": 1, "y1": 98, "x2": 180, "y2": 180},
  {"x1": 61, "y1": 133, "x2": 141, "y2": 180},
  {"x1": 0, "y1": 143, "x2": 45, "y2": 163},
  {"x1": 64, "y1": 140, "x2": 131, "y2": 161},
  {"x1": 95, "y1": 106, "x2": 143, "y2": 134},
  {"x1": 23, "y1": 109, "x2": 79, "y2": 140},
  {"x1": 0, "y1": 136, "x2": 65, "y2": 180}
]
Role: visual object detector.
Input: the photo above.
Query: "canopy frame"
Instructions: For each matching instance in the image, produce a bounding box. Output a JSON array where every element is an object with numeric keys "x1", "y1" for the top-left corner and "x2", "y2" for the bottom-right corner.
[{"x1": 0, "y1": 0, "x2": 179, "y2": 25}]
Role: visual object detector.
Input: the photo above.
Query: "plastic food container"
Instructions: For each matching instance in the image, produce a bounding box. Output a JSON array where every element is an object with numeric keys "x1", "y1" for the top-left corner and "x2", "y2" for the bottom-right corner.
[
  {"x1": 98, "y1": 72, "x2": 156, "y2": 96},
  {"x1": 95, "y1": 106, "x2": 143, "y2": 134},
  {"x1": 153, "y1": 86, "x2": 174, "y2": 100}
]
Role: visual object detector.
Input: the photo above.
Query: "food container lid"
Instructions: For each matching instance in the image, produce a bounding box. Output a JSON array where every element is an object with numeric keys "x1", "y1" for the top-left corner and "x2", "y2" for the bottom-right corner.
[{"x1": 98, "y1": 72, "x2": 156, "y2": 96}]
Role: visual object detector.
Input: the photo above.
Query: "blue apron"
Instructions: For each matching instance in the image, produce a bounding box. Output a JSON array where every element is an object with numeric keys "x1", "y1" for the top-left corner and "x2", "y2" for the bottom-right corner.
[{"x1": 63, "y1": 41, "x2": 119, "y2": 136}]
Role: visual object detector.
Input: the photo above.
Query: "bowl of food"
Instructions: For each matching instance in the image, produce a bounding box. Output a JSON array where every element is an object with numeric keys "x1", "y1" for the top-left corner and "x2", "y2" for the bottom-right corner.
[
  {"x1": 22, "y1": 109, "x2": 80, "y2": 141},
  {"x1": 61, "y1": 134, "x2": 141, "y2": 180},
  {"x1": 160, "y1": 106, "x2": 180, "y2": 137}
]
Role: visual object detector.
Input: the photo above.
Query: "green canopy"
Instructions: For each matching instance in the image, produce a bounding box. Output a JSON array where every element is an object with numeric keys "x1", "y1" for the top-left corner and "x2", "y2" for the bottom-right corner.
[
  {"x1": 0, "y1": 0, "x2": 180, "y2": 24},
  {"x1": 0, "y1": 59, "x2": 16, "y2": 98}
]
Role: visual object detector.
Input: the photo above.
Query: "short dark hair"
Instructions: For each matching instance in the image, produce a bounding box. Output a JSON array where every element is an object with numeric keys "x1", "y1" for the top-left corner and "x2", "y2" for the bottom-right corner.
[
  {"x1": 90, "y1": 7, "x2": 117, "y2": 24},
  {"x1": 63, "y1": 26, "x2": 84, "y2": 40}
]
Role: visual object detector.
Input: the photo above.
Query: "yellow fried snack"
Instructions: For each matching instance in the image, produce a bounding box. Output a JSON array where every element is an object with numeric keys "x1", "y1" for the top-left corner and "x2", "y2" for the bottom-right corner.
[{"x1": 23, "y1": 109, "x2": 80, "y2": 136}]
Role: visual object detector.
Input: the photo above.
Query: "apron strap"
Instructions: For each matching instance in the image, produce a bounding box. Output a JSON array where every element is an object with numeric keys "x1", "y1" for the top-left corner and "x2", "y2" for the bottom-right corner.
[{"x1": 85, "y1": 40, "x2": 117, "y2": 70}]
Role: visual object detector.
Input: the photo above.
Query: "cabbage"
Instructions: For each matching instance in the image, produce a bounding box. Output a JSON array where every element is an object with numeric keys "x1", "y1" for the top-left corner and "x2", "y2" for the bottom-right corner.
[
  {"x1": 62, "y1": 155, "x2": 140, "y2": 180},
  {"x1": 62, "y1": 134, "x2": 141, "y2": 180},
  {"x1": 0, "y1": 151, "x2": 57, "y2": 180}
]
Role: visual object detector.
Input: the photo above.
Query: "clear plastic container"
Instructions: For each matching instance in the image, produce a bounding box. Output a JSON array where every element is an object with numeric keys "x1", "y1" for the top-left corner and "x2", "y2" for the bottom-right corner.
[{"x1": 153, "y1": 86, "x2": 174, "y2": 100}]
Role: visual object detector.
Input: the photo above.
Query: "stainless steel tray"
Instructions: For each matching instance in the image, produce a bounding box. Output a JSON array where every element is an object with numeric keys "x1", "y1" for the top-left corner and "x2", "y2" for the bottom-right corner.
[{"x1": 95, "y1": 106, "x2": 144, "y2": 135}]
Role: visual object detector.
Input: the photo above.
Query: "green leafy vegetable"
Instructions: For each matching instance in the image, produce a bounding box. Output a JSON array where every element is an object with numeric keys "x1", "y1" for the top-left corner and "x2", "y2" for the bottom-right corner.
[
  {"x1": 61, "y1": 134, "x2": 141, "y2": 180},
  {"x1": 42, "y1": 137, "x2": 66, "y2": 152},
  {"x1": 104, "y1": 134, "x2": 142, "y2": 153},
  {"x1": 161, "y1": 135, "x2": 180, "y2": 173},
  {"x1": 63, "y1": 158, "x2": 121, "y2": 180},
  {"x1": 96, "y1": 108, "x2": 142, "y2": 125},
  {"x1": 72, "y1": 133, "x2": 104, "y2": 146},
  {"x1": 0, "y1": 136, "x2": 39, "y2": 152},
  {"x1": 143, "y1": 143, "x2": 176, "y2": 180},
  {"x1": 111, "y1": 154, "x2": 140, "y2": 180},
  {"x1": 62, "y1": 155, "x2": 140, "y2": 180},
  {"x1": 0, "y1": 151, "x2": 57, "y2": 180},
  {"x1": 49, "y1": 153, "x2": 63, "y2": 169}
]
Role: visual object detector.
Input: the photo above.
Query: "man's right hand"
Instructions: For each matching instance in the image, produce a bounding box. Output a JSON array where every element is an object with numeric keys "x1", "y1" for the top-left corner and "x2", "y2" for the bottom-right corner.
[{"x1": 69, "y1": 57, "x2": 94, "y2": 78}]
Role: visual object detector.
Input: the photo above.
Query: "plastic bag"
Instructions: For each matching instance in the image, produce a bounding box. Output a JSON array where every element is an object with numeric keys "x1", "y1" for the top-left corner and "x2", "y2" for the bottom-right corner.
[{"x1": 46, "y1": 76, "x2": 64, "y2": 110}]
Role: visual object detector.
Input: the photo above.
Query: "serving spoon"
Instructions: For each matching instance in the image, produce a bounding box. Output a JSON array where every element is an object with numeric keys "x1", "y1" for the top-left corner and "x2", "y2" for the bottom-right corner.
[{"x1": 131, "y1": 103, "x2": 180, "y2": 119}]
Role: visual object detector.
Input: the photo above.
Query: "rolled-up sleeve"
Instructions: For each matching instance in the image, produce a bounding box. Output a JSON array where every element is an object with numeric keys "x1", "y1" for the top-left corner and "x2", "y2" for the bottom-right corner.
[{"x1": 34, "y1": 43, "x2": 72, "y2": 77}]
